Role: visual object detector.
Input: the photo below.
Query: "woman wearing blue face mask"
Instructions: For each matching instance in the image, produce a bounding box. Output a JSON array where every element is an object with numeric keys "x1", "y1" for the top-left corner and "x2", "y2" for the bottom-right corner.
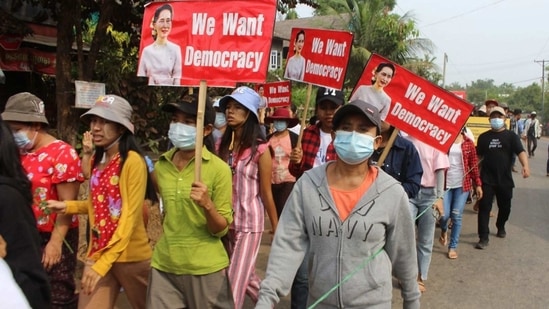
[
  {"x1": 147, "y1": 94, "x2": 234, "y2": 308},
  {"x1": 257, "y1": 100, "x2": 421, "y2": 309},
  {"x1": 212, "y1": 97, "x2": 227, "y2": 147},
  {"x1": 2, "y1": 92, "x2": 84, "y2": 308},
  {"x1": 265, "y1": 107, "x2": 300, "y2": 217}
]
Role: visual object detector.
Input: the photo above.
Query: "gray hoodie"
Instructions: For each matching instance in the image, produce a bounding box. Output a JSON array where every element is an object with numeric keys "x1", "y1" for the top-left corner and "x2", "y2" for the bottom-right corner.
[{"x1": 256, "y1": 164, "x2": 421, "y2": 309}]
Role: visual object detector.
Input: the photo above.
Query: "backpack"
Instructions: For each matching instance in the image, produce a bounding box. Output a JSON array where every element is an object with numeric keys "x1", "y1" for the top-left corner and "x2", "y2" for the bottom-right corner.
[{"x1": 528, "y1": 120, "x2": 536, "y2": 136}]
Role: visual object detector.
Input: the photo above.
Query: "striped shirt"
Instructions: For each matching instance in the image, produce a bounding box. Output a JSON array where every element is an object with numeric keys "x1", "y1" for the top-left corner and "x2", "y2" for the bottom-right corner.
[{"x1": 231, "y1": 143, "x2": 269, "y2": 232}]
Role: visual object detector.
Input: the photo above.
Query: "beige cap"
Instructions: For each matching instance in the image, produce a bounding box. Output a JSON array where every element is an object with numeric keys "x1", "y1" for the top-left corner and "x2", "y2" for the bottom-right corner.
[{"x1": 81, "y1": 94, "x2": 135, "y2": 133}]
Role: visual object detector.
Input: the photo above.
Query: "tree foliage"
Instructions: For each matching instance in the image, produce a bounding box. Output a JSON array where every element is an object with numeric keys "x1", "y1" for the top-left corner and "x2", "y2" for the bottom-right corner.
[{"x1": 312, "y1": 0, "x2": 435, "y2": 89}]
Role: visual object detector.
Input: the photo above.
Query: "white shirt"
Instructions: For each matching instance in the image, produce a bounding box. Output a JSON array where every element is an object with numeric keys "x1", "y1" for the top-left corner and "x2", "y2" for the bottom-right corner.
[
  {"x1": 0, "y1": 259, "x2": 31, "y2": 308},
  {"x1": 314, "y1": 130, "x2": 332, "y2": 167}
]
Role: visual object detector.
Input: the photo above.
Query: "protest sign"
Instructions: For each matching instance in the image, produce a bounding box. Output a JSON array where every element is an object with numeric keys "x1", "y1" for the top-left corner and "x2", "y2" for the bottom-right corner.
[
  {"x1": 257, "y1": 81, "x2": 291, "y2": 108},
  {"x1": 352, "y1": 54, "x2": 474, "y2": 153},
  {"x1": 138, "y1": 0, "x2": 276, "y2": 87},
  {"x1": 284, "y1": 28, "x2": 353, "y2": 90},
  {"x1": 451, "y1": 90, "x2": 467, "y2": 100}
]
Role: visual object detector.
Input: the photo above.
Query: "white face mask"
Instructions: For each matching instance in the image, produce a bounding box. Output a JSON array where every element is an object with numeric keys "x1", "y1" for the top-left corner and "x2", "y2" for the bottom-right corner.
[
  {"x1": 214, "y1": 112, "x2": 227, "y2": 129},
  {"x1": 168, "y1": 122, "x2": 196, "y2": 150}
]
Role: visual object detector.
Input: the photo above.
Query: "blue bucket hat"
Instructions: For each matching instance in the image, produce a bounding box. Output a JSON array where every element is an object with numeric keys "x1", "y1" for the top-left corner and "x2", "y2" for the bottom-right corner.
[{"x1": 219, "y1": 86, "x2": 260, "y2": 120}]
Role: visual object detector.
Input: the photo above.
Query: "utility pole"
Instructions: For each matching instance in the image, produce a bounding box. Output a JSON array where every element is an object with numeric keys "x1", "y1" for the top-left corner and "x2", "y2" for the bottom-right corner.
[{"x1": 534, "y1": 59, "x2": 547, "y2": 118}]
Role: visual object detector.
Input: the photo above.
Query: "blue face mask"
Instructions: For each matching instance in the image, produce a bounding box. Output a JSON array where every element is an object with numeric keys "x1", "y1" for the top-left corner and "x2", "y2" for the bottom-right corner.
[
  {"x1": 13, "y1": 130, "x2": 36, "y2": 151},
  {"x1": 490, "y1": 118, "x2": 505, "y2": 130},
  {"x1": 214, "y1": 112, "x2": 227, "y2": 129},
  {"x1": 333, "y1": 130, "x2": 376, "y2": 165},
  {"x1": 168, "y1": 122, "x2": 196, "y2": 150},
  {"x1": 273, "y1": 120, "x2": 288, "y2": 132}
]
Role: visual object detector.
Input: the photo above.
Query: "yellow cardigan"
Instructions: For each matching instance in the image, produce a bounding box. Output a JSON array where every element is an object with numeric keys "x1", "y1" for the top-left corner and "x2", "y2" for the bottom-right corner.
[{"x1": 66, "y1": 151, "x2": 151, "y2": 276}]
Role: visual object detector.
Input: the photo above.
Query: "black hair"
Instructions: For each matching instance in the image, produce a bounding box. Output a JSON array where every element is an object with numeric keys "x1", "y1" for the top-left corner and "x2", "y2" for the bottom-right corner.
[
  {"x1": 170, "y1": 93, "x2": 217, "y2": 154},
  {"x1": 371, "y1": 62, "x2": 396, "y2": 84},
  {"x1": 93, "y1": 129, "x2": 158, "y2": 203},
  {"x1": 293, "y1": 30, "x2": 305, "y2": 53},
  {"x1": 218, "y1": 106, "x2": 266, "y2": 164},
  {"x1": 0, "y1": 118, "x2": 32, "y2": 204},
  {"x1": 151, "y1": 4, "x2": 173, "y2": 40},
  {"x1": 295, "y1": 30, "x2": 305, "y2": 42},
  {"x1": 154, "y1": 4, "x2": 173, "y2": 22},
  {"x1": 290, "y1": 103, "x2": 297, "y2": 114}
]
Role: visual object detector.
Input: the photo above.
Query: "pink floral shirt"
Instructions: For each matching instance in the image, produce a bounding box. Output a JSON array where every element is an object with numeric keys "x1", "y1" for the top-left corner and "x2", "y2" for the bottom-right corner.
[{"x1": 22, "y1": 140, "x2": 83, "y2": 232}]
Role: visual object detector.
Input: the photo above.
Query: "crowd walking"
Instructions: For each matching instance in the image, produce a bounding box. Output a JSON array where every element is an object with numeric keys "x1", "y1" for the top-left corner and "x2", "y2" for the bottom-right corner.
[{"x1": 0, "y1": 84, "x2": 541, "y2": 309}]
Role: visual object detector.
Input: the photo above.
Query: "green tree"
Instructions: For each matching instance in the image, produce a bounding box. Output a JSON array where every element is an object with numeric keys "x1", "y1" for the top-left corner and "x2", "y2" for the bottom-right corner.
[
  {"x1": 508, "y1": 83, "x2": 541, "y2": 113},
  {"x1": 465, "y1": 79, "x2": 498, "y2": 105},
  {"x1": 312, "y1": 0, "x2": 434, "y2": 88},
  {"x1": 403, "y1": 55, "x2": 442, "y2": 85},
  {"x1": 286, "y1": 9, "x2": 299, "y2": 20}
]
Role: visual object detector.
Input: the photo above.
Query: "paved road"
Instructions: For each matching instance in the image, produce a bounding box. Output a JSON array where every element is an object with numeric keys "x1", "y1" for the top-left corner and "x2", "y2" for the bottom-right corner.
[{"x1": 117, "y1": 138, "x2": 549, "y2": 309}]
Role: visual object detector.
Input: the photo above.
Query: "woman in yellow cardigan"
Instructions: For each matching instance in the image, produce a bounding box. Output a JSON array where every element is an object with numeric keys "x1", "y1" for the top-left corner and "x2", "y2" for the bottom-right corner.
[{"x1": 47, "y1": 94, "x2": 157, "y2": 309}]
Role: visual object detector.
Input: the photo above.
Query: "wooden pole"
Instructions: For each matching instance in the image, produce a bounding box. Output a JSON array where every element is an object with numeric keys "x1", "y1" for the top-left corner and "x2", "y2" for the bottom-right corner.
[
  {"x1": 377, "y1": 127, "x2": 399, "y2": 167},
  {"x1": 194, "y1": 80, "x2": 207, "y2": 182},
  {"x1": 296, "y1": 84, "x2": 313, "y2": 148}
]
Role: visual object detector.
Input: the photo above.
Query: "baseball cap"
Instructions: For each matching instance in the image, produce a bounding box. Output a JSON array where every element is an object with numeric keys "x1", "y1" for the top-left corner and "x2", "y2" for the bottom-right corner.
[
  {"x1": 81, "y1": 94, "x2": 135, "y2": 134},
  {"x1": 316, "y1": 87, "x2": 345, "y2": 106},
  {"x1": 332, "y1": 99, "x2": 381, "y2": 133},
  {"x1": 162, "y1": 94, "x2": 215, "y2": 125},
  {"x1": 219, "y1": 86, "x2": 260, "y2": 120},
  {"x1": 489, "y1": 106, "x2": 506, "y2": 117},
  {"x1": 485, "y1": 99, "x2": 498, "y2": 106},
  {"x1": 2, "y1": 92, "x2": 49, "y2": 125},
  {"x1": 531, "y1": 111, "x2": 537, "y2": 115},
  {"x1": 265, "y1": 107, "x2": 299, "y2": 127}
]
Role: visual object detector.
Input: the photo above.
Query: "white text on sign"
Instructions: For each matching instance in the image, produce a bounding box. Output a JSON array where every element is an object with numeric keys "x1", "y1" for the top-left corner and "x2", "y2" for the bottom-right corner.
[{"x1": 191, "y1": 13, "x2": 265, "y2": 36}]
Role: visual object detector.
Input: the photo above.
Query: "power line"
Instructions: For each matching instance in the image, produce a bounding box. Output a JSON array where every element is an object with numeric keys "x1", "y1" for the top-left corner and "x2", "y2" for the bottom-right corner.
[{"x1": 422, "y1": 0, "x2": 507, "y2": 28}]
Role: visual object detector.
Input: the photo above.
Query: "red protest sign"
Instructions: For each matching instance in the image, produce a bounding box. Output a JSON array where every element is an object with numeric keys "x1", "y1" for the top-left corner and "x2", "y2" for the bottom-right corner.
[
  {"x1": 284, "y1": 28, "x2": 353, "y2": 90},
  {"x1": 451, "y1": 90, "x2": 467, "y2": 100},
  {"x1": 257, "y1": 81, "x2": 291, "y2": 108},
  {"x1": 351, "y1": 54, "x2": 474, "y2": 153},
  {"x1": 138, "y1": 0, "x2": 276, "y2": 87}
]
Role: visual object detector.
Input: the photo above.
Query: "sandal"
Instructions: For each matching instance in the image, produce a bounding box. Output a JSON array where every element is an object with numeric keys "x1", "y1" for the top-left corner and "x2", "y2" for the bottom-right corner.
[
  {"x1": 448, "y1": 249, "x2": 458, "y2": 259},
  {"x1": 439, "y1": 232, "x2": 448, "y2": 247},
  {"x1": 417, "y1": 280, "x2": 426, "y2": 293}
]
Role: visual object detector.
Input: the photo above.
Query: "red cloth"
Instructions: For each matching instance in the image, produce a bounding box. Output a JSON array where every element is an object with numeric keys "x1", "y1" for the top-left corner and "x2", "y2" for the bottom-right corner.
[
  {"x1": 89, "y1": 153, "x2": 122, "y2": 256},
  {"x1": 288, "y1": 123, "x2": 337, "y2": 178},
  {"x1": 461, "y1": 135, "x2": 482, "y2": 192}
]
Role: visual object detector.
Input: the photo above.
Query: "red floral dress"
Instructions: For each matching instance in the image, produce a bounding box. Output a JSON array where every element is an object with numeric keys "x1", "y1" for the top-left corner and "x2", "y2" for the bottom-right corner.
[
  {"x1": 89, "y1": 153, "x2": 123, "y2": 257},
  {"x1": 22, "y1": 140, "x2": 83, "y2": 232}
]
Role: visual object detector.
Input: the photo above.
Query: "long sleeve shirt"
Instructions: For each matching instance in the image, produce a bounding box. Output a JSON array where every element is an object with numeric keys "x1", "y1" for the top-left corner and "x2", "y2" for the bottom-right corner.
[
  {"x1": 288, "y1": 123, "x2": 337, "y2": 178},
  {"x1": 65, "y1": 151, "x2": 151, "y2": 277}
]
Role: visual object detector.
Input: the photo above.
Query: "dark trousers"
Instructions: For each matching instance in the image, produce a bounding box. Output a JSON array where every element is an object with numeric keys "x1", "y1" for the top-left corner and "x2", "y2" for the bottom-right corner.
[
  {"x1": 291, "y1": 255, "x2": 308, "y2": 309},
  {"x1": 478, "y1": 184, "x2": 513, "y2": 241},
  {"x1": 271, "y1": 182, "x2": 295, "y2": 218},
  {"x1": 40, "y1": 227, "x2": 79, "y2": 309},
  {"x1": 547, "y1": 144, "x2": 549, "y2": 174},
  {"x1": 527, "y1": 135, "x2": 537, "y2": 156}
]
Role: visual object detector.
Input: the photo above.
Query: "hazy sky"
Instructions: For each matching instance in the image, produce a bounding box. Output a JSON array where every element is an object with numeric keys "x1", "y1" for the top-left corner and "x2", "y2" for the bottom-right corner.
[{"x1": 296, "y1": 1, "x2": 549, "y2": 88}]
